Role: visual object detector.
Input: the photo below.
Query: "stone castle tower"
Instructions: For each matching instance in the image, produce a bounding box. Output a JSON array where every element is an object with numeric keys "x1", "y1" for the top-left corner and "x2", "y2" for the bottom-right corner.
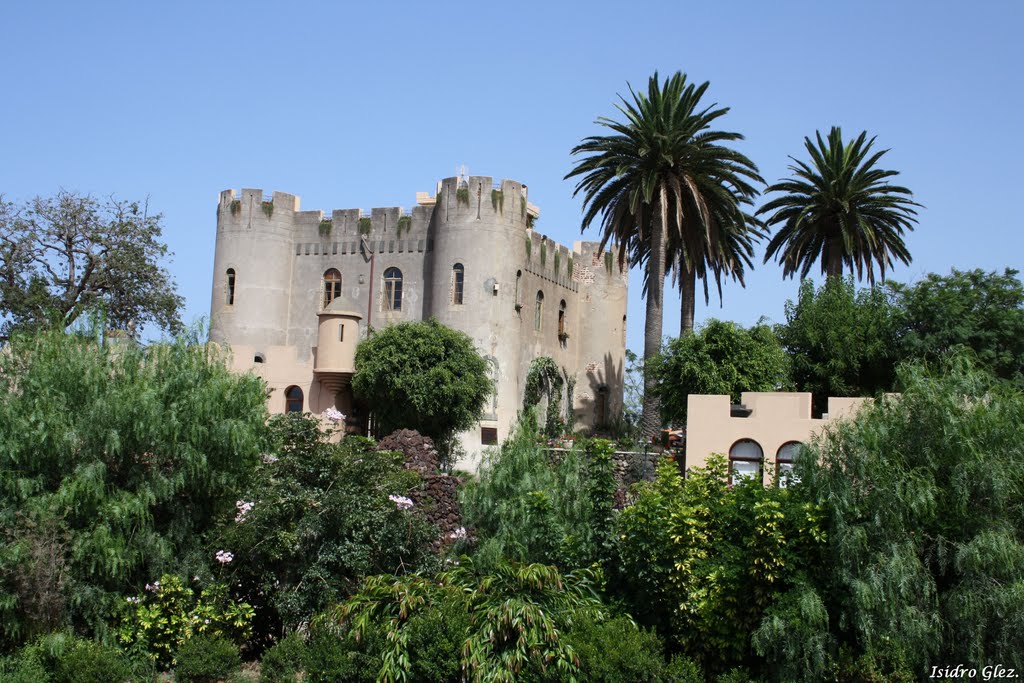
[{"x1": 209, "y1": 175, "x2": 628, "y2": 465}]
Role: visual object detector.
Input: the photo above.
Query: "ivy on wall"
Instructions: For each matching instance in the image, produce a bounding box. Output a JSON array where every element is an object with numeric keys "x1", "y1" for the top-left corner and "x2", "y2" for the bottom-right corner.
[
  {"x1": 540, "y1": 242, "x2": 547, "y2": 267},
  {"x1": 491, "y1": 189, "x2": 504, "y2": 214},
  {"x1": 396, "y1": 215, "x2": 412, "y2": 237},
  {"x1": 525, "y1": 237, "x2": 532, "y2": 261},
  {"x1": 229, "y1": 200, "x2": 241, "y2": 217},
  {"x1": 319, "y1": 219, "x2": 332, "y2": 236},
  {"x1": 567, "y1": 256, "x2": 573, "y2": 278},
  {"x1": 456, "y1": 186, "x2": 470, "y2": 207},
  {"x1": 359, "y1": 217, "x2": 372, "y2": 235},
  {"x1": 523, "y1": 356, "x2": 565, "y2": 437},
  {"x1": 262, "y1": 200, "x2": 274, "y2": 218},
  {"x1": 554, "y1": 251, "x2": 561, "y2": 275}
]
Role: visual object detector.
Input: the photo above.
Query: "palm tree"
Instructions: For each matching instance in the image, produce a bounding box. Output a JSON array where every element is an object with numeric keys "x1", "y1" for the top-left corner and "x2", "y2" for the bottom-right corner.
[
  {"x1": 566, "y1": 72, "x2": 763, "y2": 438},
  {"x1": 759, "y1": 127, "x2": 921, "y2": 283}
]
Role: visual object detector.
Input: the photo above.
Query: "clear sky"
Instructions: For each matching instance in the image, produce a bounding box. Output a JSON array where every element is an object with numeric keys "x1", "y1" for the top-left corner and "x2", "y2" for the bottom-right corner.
[{"x1": 3, "y1": 1, "x2": 1022, "y2": 353}]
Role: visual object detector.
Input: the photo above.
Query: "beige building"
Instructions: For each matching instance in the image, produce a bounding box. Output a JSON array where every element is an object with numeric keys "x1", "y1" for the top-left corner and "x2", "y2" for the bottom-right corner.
[
  {"x1": 685, "y1": 392, "x2": 869, "y2": 484},
  {"x1": 208, "y1": 174, "x2": 628, "y2": 467}
]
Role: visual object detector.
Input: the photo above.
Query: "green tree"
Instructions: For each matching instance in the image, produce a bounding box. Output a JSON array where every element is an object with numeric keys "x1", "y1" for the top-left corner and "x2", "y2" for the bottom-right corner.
[
  {"x1": 0, "y1": 326, "x2": 268, "y2": 646},
  {"x1": 0, "y1": 192, "x2": 183, "y2": 337},
  {"x1": 653, "y1": 319, "x2": 790, "y2": 424},
  {"x1": 460, "y1": 414, "x2": 617, "y2": 570},
  {"x1": 759, "y1": 127, "x2": 920, "y2": 282},
  {"x1": 214, "y1": 415, "x2": 436, "y2": 637},
  {"x1": 352, "y1": 319, "x2": 491, "y2": 462},
  {"x1": 892, "y1": 267, "x2": 1024, "y2": 382},
  {"x1": 566, "y1": 72, "x2": 763, "y2": 439},
  {"x1": 754, "y1": 357, "x2": 1024, "y2": 680},
  {"x1": 776, "y1": 277, "x2": 902, "y2": 415},
  {"x1": 610, "y1": 457, "x2": 825, "y2": 676}
]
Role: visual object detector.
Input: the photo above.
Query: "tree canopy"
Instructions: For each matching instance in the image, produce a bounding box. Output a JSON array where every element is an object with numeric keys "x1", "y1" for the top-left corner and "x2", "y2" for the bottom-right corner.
[
  {"x1": 776, "y1": 277, "x2": 902, "y2": 415},
  {"x1": 653, "y1": 318, "x2": 790, "y2": 424},
  {"x1": 0, "y1": 192, "x2": 183, "y2": 337},
  {"x1": 759, "y1": 127, "x2": 920, "y2": 283},
  {"x1": 0, "y1": 326, "x2": 268, "y2": 645},
  {"x1": 351, "y1": 319, "x2": 491, "y2": 458}
]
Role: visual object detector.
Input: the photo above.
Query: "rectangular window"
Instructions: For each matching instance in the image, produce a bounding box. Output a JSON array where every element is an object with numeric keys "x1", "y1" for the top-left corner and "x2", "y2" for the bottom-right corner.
[
  {"x1": 339, "y1": 323, "x2": 344, "y2": 341},
  {"x1": 481, "y1": 427, "x2": 498, "y2": 445}
]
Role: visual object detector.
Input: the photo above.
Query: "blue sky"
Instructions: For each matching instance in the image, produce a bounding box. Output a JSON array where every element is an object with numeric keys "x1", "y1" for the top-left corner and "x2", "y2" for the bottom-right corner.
[{"x1": 3, "y1": 1, "x2": 1022, "y2": 353}]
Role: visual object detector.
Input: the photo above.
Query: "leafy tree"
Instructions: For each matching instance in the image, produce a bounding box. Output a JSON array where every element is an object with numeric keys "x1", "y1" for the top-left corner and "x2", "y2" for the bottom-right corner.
[
  {"x1": 0, "y1": 192, "x2": 183, "y2": 337},
  {"x1": 0, "y1": 326, "x2": 268, "y2": 646},
  {"x1": 759, "y1": 127, "x2": 920, "y2": 282},
  {"x1": 754, "y1": 357, "x2": 1024, "y2": 680},
  {"x1": 776, "y1": 277, "x2": 902, "y2": 415},
  {"x1": 214, "y1": 415, "x2": 436, "y2": 637},
  {"x1": 610, "y1": 457, "x2": 826, "y2": 677},
  {"x1": 460, "y1": 414, "x2": 617, "y2": 570},
  {"x1": 566, "y1": 72, "x2": 763, "y2": 438},
  {"x1": 653, "y1": 319, "x2": 790, "y2": 424},
  {"x1": 352, "y1": 319, "x2": 491, "y2": 461},
  {"x1": 892, "y1": 267, "x2": 1024, "y2": 382}
]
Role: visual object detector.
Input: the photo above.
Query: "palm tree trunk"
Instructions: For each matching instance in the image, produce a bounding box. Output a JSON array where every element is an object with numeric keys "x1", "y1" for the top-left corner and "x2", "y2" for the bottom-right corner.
[
  {"x1": 641, "y1": 186, "x2": 667, "y2": 441},
  {"x1": 826, "y1": 242, "x2": 843, "y2": 279},
  {"x1": 679, "y1": 264, "x2": 696, "y2": 336}
]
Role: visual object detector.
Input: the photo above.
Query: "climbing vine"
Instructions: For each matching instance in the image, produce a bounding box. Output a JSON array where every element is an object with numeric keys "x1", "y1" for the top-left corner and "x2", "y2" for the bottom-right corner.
[
  {"x1": 491, "y1": 189, "x2": 504, "y2": 214},
  {"x1": 527, "y1": 214, "x2": 537, "y2": 230},
  {"x1": 319, "y1": 218, "x2": 332, "y2": 236},
  {"x1": 540, "y1": 242, "x2": 547, "y2": 267},
  {"x1": 456, "y1": 186, "x2": 470, "y2": 207},
  {"x1": 554, "y1": 251, "x2": 560, "y2": 275},
  {"x1": 567, "y1": 256, "x2": 573, "y2": 278},
  {"x1": 604, "y1": 251, "x2": 613, "y2": 274},
  {"x1": 229, "y1": 199, "x2": 241, "y2": 217},
  {"x1": 563, "y1": 369, "x2": 576, "y2": 434},
  {"x1": 262, "y1": 200, "x2": 274, "y2": 218},
  {"x1": 523, "y1": 356, "x2": 564, "y2": 437},
  {"x1": 359, "y1": 217, "x2": 372, "y2": 235},
  {"x1": 525, "y1": 237, "x2": 532, "y2": 261}
]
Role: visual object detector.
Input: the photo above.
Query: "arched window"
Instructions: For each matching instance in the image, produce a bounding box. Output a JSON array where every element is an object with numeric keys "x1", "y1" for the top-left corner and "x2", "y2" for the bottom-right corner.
[
  {"x1": 226, "y1": 268, "x2": 235, "y2": 305},
  {"x1": 729, "y1": 439, "x2": 764, "y2": 485},
  {"x1": 776, "y1": 441, "x2": 803, "y2": 487},
  {"x1": 253, "y1": 353, "x2": 265, "y2": 364},
  {"x1": 322, "y1": 269, "x2": 342, "y2": 308},
  {"x1": 534, "y1": 291, "x2": 544, "y2": 331},
  {"x1": 383, "y1": 267, "x2": 403, "y2": 310},
  {"x1": 451, "y1": 263, "x2": 465, "y2": 305},
  {"x1": 285, "y1": 386, "x2": 304, "y2": 413},
  {"x1": 558, "y1": 300, "x2": 567, "y2": 337}
]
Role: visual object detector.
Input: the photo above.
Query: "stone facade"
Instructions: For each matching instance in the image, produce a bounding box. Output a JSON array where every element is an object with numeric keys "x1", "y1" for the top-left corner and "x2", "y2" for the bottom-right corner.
[{"x1": 208, "y1": 175, "x2": 628, "y2": 468}]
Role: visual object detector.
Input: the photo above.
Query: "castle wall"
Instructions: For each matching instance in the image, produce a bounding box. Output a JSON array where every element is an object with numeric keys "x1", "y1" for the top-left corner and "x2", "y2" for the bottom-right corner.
[{"x1": 210, "y1": 176, "x2": 629, "y2": 467}]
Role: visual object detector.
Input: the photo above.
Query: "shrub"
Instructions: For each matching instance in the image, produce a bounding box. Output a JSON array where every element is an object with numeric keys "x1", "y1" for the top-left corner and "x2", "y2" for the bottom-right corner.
[
  {"x1": 559, "y1": 615, "x2": 667, "y2": 682},
  {"x1": 302, "y1": 622, "x2": 376, "y2": 683},
  {"x1": 0, "y1": 633, "x2": 139, "y2": 683},
  {"x1": 259, "y1": 632, "x2": 306, "y2": 683},
  {"x1": 116, "y1": 575, "x2": 253, "y2": 668},
  {"x1": 173, "y1": 634, "x2": 240, "y2": 683},
  {"x1": 663, "y1": 655, "x2": 704, "y2": 683},
  {"x1": 214, "y1": 415, "x2": 436, "y2": 639},
  {"x1": 0, "y1": 328, "x2": 268, "y2": 645},
  {"x1": 403, "y1": 599, "x2": 471, "y2": 682}
]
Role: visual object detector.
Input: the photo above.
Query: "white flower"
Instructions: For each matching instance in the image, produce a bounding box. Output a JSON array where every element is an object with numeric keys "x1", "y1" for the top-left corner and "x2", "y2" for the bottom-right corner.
[
  {"x1": 127, "y1": 596, "x2": 141, "y2": 604},
  {"x1": 448, "y1": 527, "x2": 467, "y2": 540},
  {"x1": 261, "y1": 454, "x2": 279, "y2": 465},
  {"x1": 388, "y1": 494, "x2": 414, "y2": 510},
  {"x1": 322, "y1": 407, "x2": 346, "y2": 424},
  {"x1": 215, "y1": 550, "x2": 234, "y2": 564},
  {"x1": 235, "y1": 500, "x2": 254, "y2": 523}
]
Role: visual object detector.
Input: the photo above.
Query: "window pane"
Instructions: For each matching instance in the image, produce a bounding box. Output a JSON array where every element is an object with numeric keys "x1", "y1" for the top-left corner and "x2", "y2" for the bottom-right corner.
[{"x1": 732, "y1": 459, "x2": 760, "y2": 482}]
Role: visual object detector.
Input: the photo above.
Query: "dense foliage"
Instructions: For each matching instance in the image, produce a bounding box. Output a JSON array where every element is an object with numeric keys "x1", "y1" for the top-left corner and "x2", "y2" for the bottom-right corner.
[
  {"x1": 0, "y1": 192, "x2": 183, "y2": 336},
  {"x1": 332, "y1": 559, "x2": 607, "y2": 683},
  {"x1": 653, "y1": 319, "x2": 790, "y2": 423},
  {"x1": 754, "y1": 356, "x2": 1024, "y2": 681},
  {"x1": 460, "y1": 414, "x2": 616, "y2": 569},
  {"x1": 776, "y1": 277, "x2": 902, "y2": 414},
  {"x1": 0, "y1": 327, "x2": 268, "y2": 646},
  {"x1": 611, "y1": 457, "x2": 825, "y2": 675},
  {"x1": 352, "y1": 319, "x2": 491, "y2": 461},
  {"x1": 214, "y1": 414, "x2": 437, "y2": 637},
  {"x1": 892, "y1": 267, "x2": 1024, "y2": 382}
]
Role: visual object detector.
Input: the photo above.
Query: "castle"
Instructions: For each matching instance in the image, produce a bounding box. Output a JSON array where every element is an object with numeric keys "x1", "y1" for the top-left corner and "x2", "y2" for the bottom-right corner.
[{"x1": 209, "y1": 175, "x2": 628, "y2": 465}]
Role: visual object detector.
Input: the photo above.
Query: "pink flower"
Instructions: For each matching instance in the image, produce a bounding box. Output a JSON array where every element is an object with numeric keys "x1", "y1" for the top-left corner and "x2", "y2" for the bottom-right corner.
[
  {"x1": 322, "y1": 408, "x2": 346, "y2": 423},
  {"x1": 388, "y1": 495, "x2": 414, "y2": 510},
  {"x1": 215, "y1": 550, "x2": 234, "y2": 564}
]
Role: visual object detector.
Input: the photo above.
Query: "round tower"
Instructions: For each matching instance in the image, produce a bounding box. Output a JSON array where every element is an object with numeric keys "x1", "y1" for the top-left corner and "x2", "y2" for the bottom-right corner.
[
  {"x1": 209, "y1": 189, "x2": 297, "y2": 348},
  {"x1": 425, "y1": 175, "x2": 533, "y2": 446}
]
